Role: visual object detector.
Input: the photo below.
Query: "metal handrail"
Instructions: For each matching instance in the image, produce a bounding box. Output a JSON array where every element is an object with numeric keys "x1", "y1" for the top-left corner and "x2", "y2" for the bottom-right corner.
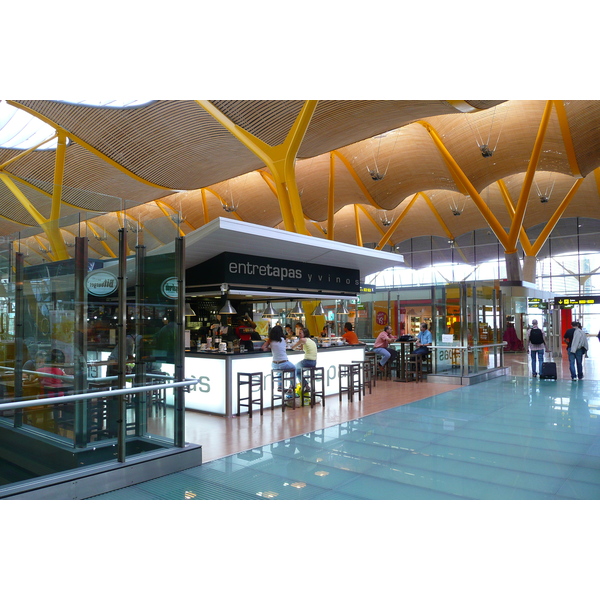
[
  {"x1": 0, "y1": 378, "x2": 200, "y2": 412},
  {"x1": 429, "y1": 342, "x2": 508, "y2": 350}
]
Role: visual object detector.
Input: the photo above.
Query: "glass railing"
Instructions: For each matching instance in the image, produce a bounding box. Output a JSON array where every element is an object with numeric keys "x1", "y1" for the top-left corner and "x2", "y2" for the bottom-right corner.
[
  {"x1": 430, "y1": 342, "x2": 506, "y2": 377},
  {"x1": 0, "y1": 194, "x2": 189, "y2": 494},
  {"x1": 0, "y1": 378, "x2": 198, "y2": 491}
]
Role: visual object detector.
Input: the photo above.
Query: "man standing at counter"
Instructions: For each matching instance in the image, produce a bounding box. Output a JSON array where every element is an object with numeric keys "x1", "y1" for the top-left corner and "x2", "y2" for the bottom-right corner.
[
  {"x1": 235, "y1": 313, "x2": 257, "y2": 352},
  {"x1": 373, "y1": 325, "x2": 398, "y2": 371}
]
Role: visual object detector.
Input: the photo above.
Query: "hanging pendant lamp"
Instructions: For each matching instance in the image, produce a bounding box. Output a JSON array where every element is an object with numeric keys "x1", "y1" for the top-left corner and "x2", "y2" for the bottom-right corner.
[
  {"x1": 289, "y1": 301, "x2": 304, "y2": 316},
  {"x1": 261, "y1": 302, "x2": 278, "y2": 318},
  {"x1": 218, "y1": 298, "x2": 237, "y2": 314},
  {"x1": 311, "y1": 302, "x2": 325, "y2": 316},
  {"x1": 336, "y1": 301, "x2": 349, "y2": 314}
]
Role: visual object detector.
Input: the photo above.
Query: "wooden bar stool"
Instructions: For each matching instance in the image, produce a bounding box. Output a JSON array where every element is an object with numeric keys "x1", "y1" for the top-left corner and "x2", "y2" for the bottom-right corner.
[
  {"x1": 237, "y1": 372, "x2": 264, "y2": 417},
  {"x1": 405, "y1": 354, "x2": 424, "y2": 382},
  {"x1": 352, "y1": 360, "x2": 373, "y2": 395},
  {"x1": 364, "y1": 352, "x2": 378, "y2": 387},
  {"x1": 300, "y1": 366, "x2": 325, "y2": 408},
  {"x1": 271, "y1": 368, "x2": 296, "y2": 411},
  {"x1": 338, "y1": 363, "x2": 362, "y2": 403}
]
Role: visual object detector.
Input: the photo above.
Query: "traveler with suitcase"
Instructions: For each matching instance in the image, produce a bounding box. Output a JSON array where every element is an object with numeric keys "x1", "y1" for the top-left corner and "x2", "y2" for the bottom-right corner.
[{"x1": 527, "y1": 319, "x2": 547, "y2": 377}]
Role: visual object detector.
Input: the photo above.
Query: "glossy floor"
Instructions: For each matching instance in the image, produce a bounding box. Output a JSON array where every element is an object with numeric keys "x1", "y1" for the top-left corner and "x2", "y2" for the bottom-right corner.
[{"x1": 90, "y1": 342, "x2": 600, "y2": 500}]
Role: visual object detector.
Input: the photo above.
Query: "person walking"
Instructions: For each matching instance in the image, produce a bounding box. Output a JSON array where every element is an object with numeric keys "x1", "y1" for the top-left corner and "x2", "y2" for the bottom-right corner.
[
  {"x1": 527, "y1": 319, "x2": 547, "y2": 377},
  {"x1": 568, "y1": 323, "x2": 589, "y2": 381}
]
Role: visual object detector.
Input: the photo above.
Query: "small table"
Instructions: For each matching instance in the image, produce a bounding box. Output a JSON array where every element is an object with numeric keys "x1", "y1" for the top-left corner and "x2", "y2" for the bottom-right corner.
[{"x1": 391, "y1": 341, "x2": 415, "y2": 382}]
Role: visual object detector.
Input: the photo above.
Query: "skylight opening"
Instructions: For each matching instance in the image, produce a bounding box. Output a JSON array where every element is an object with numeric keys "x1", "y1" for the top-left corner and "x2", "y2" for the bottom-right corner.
[{"x1": 0, "y1": 100, "x2": 152, "y2": 151}]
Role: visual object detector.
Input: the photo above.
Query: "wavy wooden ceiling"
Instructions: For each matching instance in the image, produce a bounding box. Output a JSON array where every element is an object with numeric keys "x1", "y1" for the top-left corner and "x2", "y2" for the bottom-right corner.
[{"x1": 1, "y1": 99, "x2": 599, "y2": 268}]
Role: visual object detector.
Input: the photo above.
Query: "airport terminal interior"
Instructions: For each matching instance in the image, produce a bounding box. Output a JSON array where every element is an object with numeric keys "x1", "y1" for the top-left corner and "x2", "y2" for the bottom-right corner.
[{"x1": 1, "y1": 98, "x2": 600, "y2": 507}]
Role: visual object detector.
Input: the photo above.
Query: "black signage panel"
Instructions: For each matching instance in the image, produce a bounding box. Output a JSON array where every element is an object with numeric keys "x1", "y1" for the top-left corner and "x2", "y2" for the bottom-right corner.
[{"x1": 187, "y1": 252, "x2": 360, "y2": 295}]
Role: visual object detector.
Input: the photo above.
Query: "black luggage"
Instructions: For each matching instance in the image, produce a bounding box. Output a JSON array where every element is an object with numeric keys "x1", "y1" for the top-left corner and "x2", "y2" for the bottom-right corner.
[{"x1": 539, "y1": 361, "x2": 557, "y2": 380}]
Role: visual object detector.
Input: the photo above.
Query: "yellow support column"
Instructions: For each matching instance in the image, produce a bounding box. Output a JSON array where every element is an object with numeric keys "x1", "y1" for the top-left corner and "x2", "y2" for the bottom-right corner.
[
  {"x1": 197, "y1": 100, "x2": 318, "y2": 235},
  {"x1": 418, "y1": 121, "x2": 509, "y2": 248},
  {"x1": 327, "y1": 152, "x2": 336, "y2": 240},
  {"x1": 354, "y1": 205, "x2": 363, "y2": 247},
  {"x1": 506, "y1": 101, "x2": 554, "y2": 252},
  {"x1": 530, "y1": 179, "x2": 584, "y2": 256},
  {"x1": 375, "y1": 193, "x2": 419, "y2": 250}
]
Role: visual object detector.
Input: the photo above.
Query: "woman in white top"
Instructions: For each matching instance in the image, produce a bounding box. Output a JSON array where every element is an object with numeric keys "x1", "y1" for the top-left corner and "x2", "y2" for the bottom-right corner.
[{"x1": 262, "y1": 325, "x2": 296, "y2": 389}]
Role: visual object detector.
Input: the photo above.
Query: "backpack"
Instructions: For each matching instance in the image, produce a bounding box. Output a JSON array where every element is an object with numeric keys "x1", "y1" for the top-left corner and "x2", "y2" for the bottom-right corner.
[{"x1": 529, "y1": 328, "x2": 544, "y2": 345}]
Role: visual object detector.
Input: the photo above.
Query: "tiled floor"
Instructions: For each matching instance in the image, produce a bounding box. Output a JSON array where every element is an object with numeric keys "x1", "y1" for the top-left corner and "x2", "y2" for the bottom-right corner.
[{"x1": 90, "y1": 341, "x2": 600, "y2": 500}]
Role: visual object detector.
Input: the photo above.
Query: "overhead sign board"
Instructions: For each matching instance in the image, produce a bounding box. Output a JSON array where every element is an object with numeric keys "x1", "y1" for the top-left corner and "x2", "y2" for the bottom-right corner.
[{"x1": 555, "y1": 296, "x2": 600, "y2": 306}]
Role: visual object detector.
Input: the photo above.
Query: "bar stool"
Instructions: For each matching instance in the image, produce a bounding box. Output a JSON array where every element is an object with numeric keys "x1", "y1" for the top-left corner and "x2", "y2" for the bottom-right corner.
[
  {"x1": 364, "y1": 352, "x2": 378, "y2": 387},
  {"x1": 377, "y1": 359, "x2": 394, "y2": 381},
  {"x1": 271, "y1": 368, "x2": 296, "y2": 411},
  {"x1": 352, "y1": 360, "x2": 373, "y2": 395},
  {"x1": 338, "y1": 363, "x2": 362, "y2": 403},
  {"x1": 405, "y1": 354, "x2": 424, "y2": 382},
  {"x1": 300, "y1": 366, "x2": 325, "y2": 408},
  {"x1": 237, "y1": 372, "x2": 264, "y2": 417}
]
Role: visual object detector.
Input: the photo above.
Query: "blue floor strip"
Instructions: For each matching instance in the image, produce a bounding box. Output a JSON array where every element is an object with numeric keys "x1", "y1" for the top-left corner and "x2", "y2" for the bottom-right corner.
[{"x1": 89, "y1": 375, "x2": 600, "y2": 500}]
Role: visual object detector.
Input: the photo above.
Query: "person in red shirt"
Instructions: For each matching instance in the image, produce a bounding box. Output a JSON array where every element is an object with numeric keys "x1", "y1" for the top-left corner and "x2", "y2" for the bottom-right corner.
[
  {"x1": 373, "y1": 326, "x2": 398, "y2": 370},
  {"x1": 341, "y1": 322, "x2": 363, "y2": 345},
  {"x1": 235, "y1": 313, "x2": 257, "y2": 352}
]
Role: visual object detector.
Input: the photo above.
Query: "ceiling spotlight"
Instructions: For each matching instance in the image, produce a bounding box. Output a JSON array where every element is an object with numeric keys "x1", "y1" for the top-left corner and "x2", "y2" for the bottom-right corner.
[
  {"x1": 539, "y1": 195, "x2": 549, "y2": 204},
  {"x1": 451, "y1": 209, "x2": 462, "y2": 216},
  {"x1": 480, "y1": 144, "x2": 493, "y2": 158},
  {"x1": 368, "y1": 169, "x2": 385, "y2": 181}
]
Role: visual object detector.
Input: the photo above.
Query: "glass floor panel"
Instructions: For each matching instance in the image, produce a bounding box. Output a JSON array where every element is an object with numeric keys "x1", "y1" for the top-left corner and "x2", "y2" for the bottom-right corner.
[{"x1": 90, "y1": 375, "x2": 600, "y2": 500}]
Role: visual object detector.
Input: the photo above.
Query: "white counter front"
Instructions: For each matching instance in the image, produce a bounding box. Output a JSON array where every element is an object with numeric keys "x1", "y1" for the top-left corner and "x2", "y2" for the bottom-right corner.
[{"x1": 184, "y1": 345, "x2": 365, "y2": 416}]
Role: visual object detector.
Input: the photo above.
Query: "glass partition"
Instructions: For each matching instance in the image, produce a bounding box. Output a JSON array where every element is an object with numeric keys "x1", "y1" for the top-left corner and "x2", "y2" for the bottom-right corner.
[{"x1": 0, "y1": 199, "x2": 187, "y2": 491}]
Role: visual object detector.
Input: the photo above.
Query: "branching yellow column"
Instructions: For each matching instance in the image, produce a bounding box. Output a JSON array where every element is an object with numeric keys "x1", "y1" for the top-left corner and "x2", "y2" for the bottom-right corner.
[
  {"x1": 553, "y1": 100, "x2": 583, "y2": 179},
  {"x1": 0, "y1": 172, "x2": 67, "y2": 261},
  {"x1": 420, "y1": 192, "x2": 469, "y2": 263},
  {"x1": 354, "y1": 204, "x2": 363, "y2": 247},
  {"x1": 327, "y1": 152, "x2": 336, "y2": 240},
  {"x1": 331, "y1": 150, "x2": 380, "y2": 208},
  {"x1": 197, "y1": 100, "x2": 318, "y2": 234},
  {"x1": 417, "y1": 121, "x2": 509, "y2": 248},
  {"x1": 506, "y1": 101, "x2": 553, "y2": 252},
  {"x1": 496, "y1": 180, "x2": 534, "y2": 255},
  {"x1": 530, "y1": 179, "x2": 584, "y2": 256},
  {"x1": 357, "y1": 205, "x2": 387, "y2": 236},
  {"x1": 375, "y1": 193, "x2": 419, "y2": 250}
]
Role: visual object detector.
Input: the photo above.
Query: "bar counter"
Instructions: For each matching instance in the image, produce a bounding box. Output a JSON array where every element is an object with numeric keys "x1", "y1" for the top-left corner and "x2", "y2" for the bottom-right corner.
[{"x1": 184, "y1": 344, "x2": 365, "y2": 416}]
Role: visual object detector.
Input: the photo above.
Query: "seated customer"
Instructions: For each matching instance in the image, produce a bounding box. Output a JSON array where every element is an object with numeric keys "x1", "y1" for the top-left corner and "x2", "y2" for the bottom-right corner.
[
  {"x1": 341, "y1": 322, "x2": 363, "y2": 345},
  {"x1": 412, "y1": 323, "x2": 432, "y2": 356},
  {"x1": 292, "y1": 328, "x2": 318, "y2": 388}
]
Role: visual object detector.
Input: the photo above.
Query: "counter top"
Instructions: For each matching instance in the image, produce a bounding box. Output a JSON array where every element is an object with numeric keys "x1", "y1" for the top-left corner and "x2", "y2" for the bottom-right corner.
[{"x1": 186, "y1": 344, "x2": 361, "y2": 357}]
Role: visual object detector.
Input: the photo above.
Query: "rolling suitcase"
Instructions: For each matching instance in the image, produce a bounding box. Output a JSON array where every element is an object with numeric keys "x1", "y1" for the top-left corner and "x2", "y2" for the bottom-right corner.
[{"x1": 539, "y1": 360, "x2": 557, "y2": 380}]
